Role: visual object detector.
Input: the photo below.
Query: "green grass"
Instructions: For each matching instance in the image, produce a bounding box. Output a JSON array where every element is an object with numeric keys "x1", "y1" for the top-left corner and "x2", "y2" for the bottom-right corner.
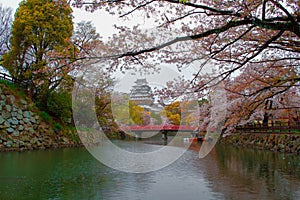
[
  {"x1": 0, "y1": 79, "x2": 19, "y2": 90},
  {"x1": 266, "y1": 129, "x2": 300, "y2": 134},
  {"x1": 0, "y1": 79, "x2": 26, "y2": 99}
]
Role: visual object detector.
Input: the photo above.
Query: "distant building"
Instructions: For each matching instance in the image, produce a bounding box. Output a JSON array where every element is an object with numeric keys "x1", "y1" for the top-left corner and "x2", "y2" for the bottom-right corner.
[
  {"x1": 129, "y1": 78, "x2": 165, "y2": 125},
  {"x1": 130, "y1": 78, "x2": 154, "y2": 106}
]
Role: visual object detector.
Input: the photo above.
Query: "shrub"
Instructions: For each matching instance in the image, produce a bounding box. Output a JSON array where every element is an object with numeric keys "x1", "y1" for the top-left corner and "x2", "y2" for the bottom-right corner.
[
  {"x1": 41, "y1": 111, "x2": 51, "y2": 122},
  {"x1": 0, "y1": 80, "x2": 25, "y2": 99},
  {"x1": 53, "y1": 122, "x2": 62, "y2": 134},
  {"x1": 47, "y1": 91, "x2": 72, "y2": 124},
  {"x1": 0, "y1": 79, "x2": 18, "y2": 90}
]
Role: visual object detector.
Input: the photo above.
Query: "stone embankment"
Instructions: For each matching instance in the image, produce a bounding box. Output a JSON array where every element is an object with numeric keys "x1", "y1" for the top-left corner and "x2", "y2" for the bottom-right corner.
[
  {"x1": 0, "y1": 85, "x2": 81, "y2": 151},
  {"x1": 220, "y1": 133, "x2": 300, "y2": 154}
]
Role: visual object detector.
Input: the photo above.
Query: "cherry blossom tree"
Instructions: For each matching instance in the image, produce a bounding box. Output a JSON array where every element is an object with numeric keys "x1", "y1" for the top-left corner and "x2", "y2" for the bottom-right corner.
[
  {"x1": 225, "y1": 62, "x2": 300, "y2": 131},
  {"x1": 71, "y1": 0, "x2": 299, "y2": 131},
  {"x1": 0, "y1": 4, "x2": 12, "y2": 58}
]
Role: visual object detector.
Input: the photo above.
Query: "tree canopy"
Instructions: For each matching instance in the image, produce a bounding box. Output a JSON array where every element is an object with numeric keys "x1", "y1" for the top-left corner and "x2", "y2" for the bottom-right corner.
[
  {"x1": 73, "y1": 0, "x2": 299, "y2": 72},
  {"x1": 0, "y1": 4, "x2": 12, "y2": 58},
  {"x1": 72, "y1": 0, "x2": 299, "y2": 130},
  {"x1": 2, "y1": 0, "x2": 73, "y2": 100}
]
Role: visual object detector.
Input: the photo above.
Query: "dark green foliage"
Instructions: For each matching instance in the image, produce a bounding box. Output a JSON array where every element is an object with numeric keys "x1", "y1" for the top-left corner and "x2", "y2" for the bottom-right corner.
[
  {"x1": 2, "y1": 0, "x2": 74, "y2": 107},
  {"x1": 198, "y1": 98, "x2": 208, "y2": 106},
  {"x1": 41, "y1": 111, "x2": 51, "y2": 122},
  {"x1": 53, "y1": 122, "x2": 62, "y2": 134},
  {"x1": 0, "y1": 80, "x2": 26, "y2": 99},
  {"x1": 47, "y1": 91, "x2": 72, "y2": 124},
  {"x1": 0, "y1": 79, "x2": 18, "y2": 90}
]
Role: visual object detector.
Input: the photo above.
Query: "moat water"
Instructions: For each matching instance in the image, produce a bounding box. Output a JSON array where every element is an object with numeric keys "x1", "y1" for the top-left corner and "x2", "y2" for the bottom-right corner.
[{"x1": 0, "y1": 141, "x2": 299, "y2": 200}]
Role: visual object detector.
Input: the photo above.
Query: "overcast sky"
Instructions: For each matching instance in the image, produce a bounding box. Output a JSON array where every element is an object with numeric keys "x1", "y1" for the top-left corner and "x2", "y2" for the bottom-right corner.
[{"x1": 0, "y1": 0, "x2": 127, "y2": 40}]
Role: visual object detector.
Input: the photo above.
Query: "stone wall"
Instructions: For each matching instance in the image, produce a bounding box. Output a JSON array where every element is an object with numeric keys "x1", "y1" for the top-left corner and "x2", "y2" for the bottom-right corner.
[
  {"x1": 220, "y1": 133, "x2": 300, "y2": 154},
  {"x1": 0, "y1": 85, "x2": 81, "y2": 151}
]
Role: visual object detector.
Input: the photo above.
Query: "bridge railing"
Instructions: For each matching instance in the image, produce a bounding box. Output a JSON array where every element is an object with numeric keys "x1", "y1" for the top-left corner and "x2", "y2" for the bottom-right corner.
[
  {"x1": 236, "y1": 121, "x2": 300, "y2": 134},
  {"x1": 121, "y1": 125, "x2": 196, "y2": 131}
]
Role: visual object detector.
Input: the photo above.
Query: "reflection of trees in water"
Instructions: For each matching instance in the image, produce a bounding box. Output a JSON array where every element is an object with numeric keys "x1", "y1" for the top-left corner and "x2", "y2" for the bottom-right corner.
[
  {"x1": 0, "y1": 148, "x2": 155, "y2": 199},
  {"x1": 202, "y1": 145, "x2": 300, "y2": 200}
]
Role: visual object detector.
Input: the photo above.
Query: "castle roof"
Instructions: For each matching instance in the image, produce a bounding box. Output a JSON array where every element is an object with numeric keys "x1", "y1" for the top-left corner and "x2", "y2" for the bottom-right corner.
[
  {"x1": 130, "y1": 78, "x2": 154, "y2": 105},
  {"x1": 134, "y1": 78, "x2": 148, "y2": 85}
]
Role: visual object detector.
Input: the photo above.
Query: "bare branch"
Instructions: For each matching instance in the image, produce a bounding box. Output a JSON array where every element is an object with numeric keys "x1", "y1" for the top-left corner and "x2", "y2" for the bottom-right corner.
[
  {"x1": 262, "y1": 0, "x2": 266, "y2": 21},
  {"x1": 193, "y1": 30, "x2": 285, "y2": 93},
  {"x1": 76, "y1": 0, "x2": 124, "y2": 5},
  {"x1": 119, "y1": 0, "x2": 155, "y2": 18},
  {"x1": 269, "y1": 0, "x2": 297, "y2": 23},
  {"x1": 159, "y1": 10, "x2": 206, "y2": 27},
  {"x1": 164, "y1": 0, "x2": 241, "y2": 17}
]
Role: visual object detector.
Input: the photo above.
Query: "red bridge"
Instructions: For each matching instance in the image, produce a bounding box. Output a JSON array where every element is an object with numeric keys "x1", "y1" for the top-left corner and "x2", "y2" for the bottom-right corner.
[
  {"x1": 121, "y1": 125, "x2": 196, "y2": 132},
  {"x1": 118, "y1": 125, "x2": 198, "y2": 141}
]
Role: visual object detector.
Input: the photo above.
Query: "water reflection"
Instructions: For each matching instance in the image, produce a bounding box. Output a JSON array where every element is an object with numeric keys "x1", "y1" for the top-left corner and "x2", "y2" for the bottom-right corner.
[
  {"x1": 203, "y1": 144, "x2": 300, "y2": 200},
  {"x1": 0, "y1": 142, "x2": 299, "y2": 200}
]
